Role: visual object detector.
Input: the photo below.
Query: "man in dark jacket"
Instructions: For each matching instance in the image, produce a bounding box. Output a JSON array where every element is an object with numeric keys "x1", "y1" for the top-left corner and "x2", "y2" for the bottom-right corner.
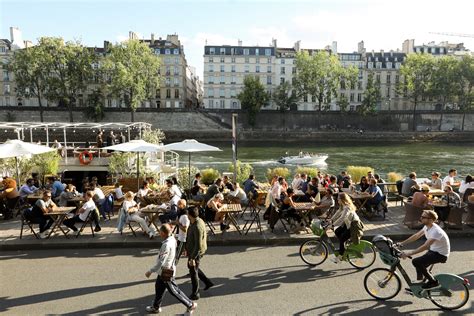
[{"x1": 186, "y1": 207, "x2": 214, "y2": 300}]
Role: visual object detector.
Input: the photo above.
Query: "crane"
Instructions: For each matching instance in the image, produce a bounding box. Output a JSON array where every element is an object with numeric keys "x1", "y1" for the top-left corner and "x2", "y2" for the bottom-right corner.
[{"x1": 429, "y1": 32, "x2": 474, "y2": 38}]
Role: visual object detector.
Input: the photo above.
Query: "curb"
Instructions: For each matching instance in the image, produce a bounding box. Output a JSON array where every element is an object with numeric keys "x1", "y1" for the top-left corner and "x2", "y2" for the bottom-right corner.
[{"x1": 1, "y1": 230, "x2": 472, "y2": 251}]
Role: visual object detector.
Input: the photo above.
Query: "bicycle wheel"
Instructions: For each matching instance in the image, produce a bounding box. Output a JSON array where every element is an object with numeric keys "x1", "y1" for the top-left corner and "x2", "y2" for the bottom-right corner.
[
  {"x1": 364, "y1": 268, "x2": 401, "y2": 300},
  {"x1": 299, "y1": 239, "x2": 328, "y2": 266},
  {"x1": 348, "y1": 245, "x2": 377, "y2": 269},
  {"x1": 429, "y1": 281, "x2": 470, "y2": 310}
]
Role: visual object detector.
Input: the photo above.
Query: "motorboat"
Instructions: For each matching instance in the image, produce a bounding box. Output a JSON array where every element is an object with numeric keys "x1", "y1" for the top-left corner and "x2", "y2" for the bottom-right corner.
[{"x1": 278, "y1": 152, "x2": 328, "y2": 165}]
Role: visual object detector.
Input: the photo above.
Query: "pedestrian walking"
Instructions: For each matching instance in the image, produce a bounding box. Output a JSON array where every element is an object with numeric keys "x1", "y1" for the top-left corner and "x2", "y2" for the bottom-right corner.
[
  {"x1": 145, "y1": 223, "x2": 197, "y2": 314},
  {"x1": 186, "y1": 207, "x2": 214, "y2": 300}
]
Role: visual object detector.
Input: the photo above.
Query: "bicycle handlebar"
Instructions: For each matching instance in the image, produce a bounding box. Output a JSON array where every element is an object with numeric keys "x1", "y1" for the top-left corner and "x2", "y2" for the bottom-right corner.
[{"x1": 392, "y1": 243, "x2": 412, "y2": 259}]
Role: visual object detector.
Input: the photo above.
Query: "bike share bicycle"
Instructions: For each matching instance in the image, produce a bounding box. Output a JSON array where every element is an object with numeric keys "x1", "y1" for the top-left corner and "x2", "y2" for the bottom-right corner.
[
  {"x1": 299, "y1": 219, "x2": 376, "y2": 269},
  {"x1": 364, "y1": 235, "x2": 470, "y2": 310}
]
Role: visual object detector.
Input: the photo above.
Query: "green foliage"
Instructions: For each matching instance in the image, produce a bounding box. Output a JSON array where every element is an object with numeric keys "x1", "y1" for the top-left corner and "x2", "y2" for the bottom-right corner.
[
  {"x1": 295, "y1": 166, "x2": 319, "y2": 178},
  {"x1": 142, "y1": 128, "x2": 166, "y2": 145},
  {"x1": 237, "y1": 75, "x2": 270, "y2": 126},
  {"x1": 359, "y1": 72, "x2": 380, "y2": 115},
  {"x1": 104, "y1": 39, "x2": 161, "y2": 122},
  {"x1": 84, "y1": 88, "x2": 105, "y2": 122},
  {"x1": 272, "y1": 81, "x2": 299, "y2": 112},
  {"x1": 266, "y1": 167, "x2": 290, "y2": 181},
  {"x1": 177, "y1": 166, "x2": 200, "y2": 188},
  {"x1": 293, "y1": 50, "x2": 357, "y2": 111},
  {"x1": 0, "y1": 157, "x2": 35, "y2": 183},
  {"x1": 228, "y1": 160, "x2": 253, "y2": 184},
  {"x1": 30, "y1": 151, "x2": 61, "y2": 183},
  {"x1": 387, "y1": 172, "x2": 403, "y2": 183},
  {"x1": 337, "y1": 94, "x2": 349, "y2": 112},
  {"x1": 346, "y1": 166, "x2": 374, "y2": 183},
  {"x1": 108, "y1": 152, "x2": 146, "y2": 176},
  {"x1": 200, "y1": 168, "x2": 220, "y2": 185}
]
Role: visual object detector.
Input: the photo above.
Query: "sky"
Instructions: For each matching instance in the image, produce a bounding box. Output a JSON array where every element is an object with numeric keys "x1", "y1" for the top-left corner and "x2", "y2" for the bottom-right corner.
[{"x1": 1, "y1": 0, "x2": 473, "y2": 79}]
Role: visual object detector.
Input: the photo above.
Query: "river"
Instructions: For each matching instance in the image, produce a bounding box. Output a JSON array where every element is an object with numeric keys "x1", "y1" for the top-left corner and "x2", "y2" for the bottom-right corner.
[{"x1": 188, "y1": 142, "x2": 474, "y2": 181}]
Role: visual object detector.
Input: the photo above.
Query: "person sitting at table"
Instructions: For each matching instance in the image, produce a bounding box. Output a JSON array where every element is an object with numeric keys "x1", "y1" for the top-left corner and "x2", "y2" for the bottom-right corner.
[
  {"x1": 341, "y1": 174, "x2": 353, "y2": 189},
  {"x1": 19, "y1": 178, "x2": 39, "y2": 200},
  {"x1": 223, "y1": 175, "x2": 234, "y2": 191},
  {"x1": 358, "y1": 176, "x2": 370, "y2": 192},
  {"x1": 117, "y1": 191, "x2": 155, "y2": 238},
  {"x1": 51, "y1": 177, "x2": 65, "y2": 199},
  {"x1": 230, "y1": 182, "x2": 248, "y2": 205},
  {"x1": 29, "y1": 190, "x2": 56, "y2": 238},
  {"x1": 114, "y1": 182, "x2": 124, "y2": 202},
  {"x1": 412, "y1": 185, "x2": 431, "y2": 209},
  {"x1": 365, "y1": 178, "x2": 385, "y2": 214},
  {"x1": 401, "y1": 172, "x2": 420, "y2": 197},
  {"x1": 330, "y1": 192, "x2": 360, "y2": 263},
  {"x1": 291, "y1": 173, "x2": 302, "y2": 192},
  {"x1": 58, "y1": 184, "x2": 80, "y2": 207},
  {"x1": 280, "y1": 188, "x2": 304, "y2": 232},
  {"x1": 190, "y1": 173, "x2": 206, "y2": 201},
  {"x1": 305, "y1": 177, "x2": 320, "y2": 201},
  {"x1": 311, "y1": 188, "x2": 335, "y2": 218},
  {"x1": 243, "y1": 174, "x2": 259, "y2": 199},
  {"x1": 91, "y1": 176, "x2": 101, "y2": 188},
  {"x1": 459, "y1": 175, "x2": 474, "y2": 196},
  {"x1": 442, "y1": 169, "x2": 457, "y2": 189},
  {"x1": 328, "y1": 175, "x2": 340, "y2": 194},
  {"x1": 367, "y1": 171, "x2": 374, "y2": 181},
  {"x1": 90, "y1": 183, "x2": 107, "y2": 220},
  {"x1": 137, "y1": 181, "x2": 151, "y2": 199},
  {"x1": 63, "y1": 190, "x2": 101, "y2": 233},
  {"x1": 0, "y1": 177, "x2": 20, "y2": 220},
  {"x1": 203, "y1": 178, "x2": 222, "y2": 203},
  {"x1": 298, "y1": 174, "x2": 309, "y2": 194},
  {"x1": 337, "y1": 171, "x2": 347, "y2": 188},
  {"x1": 205, "y1": 193, "x2": 229, "y2": 231},
  {"x1": 146, "y1": 176, "x2": 160, "y2": 191},
  {"x1": 427, "y1": 172, "x2": 442, "y2": 190},
  {"x1": 434, "y1": 185, "x2": 461, "y2": 228},
  {"x1": 32, "y1": 173, "x2": 41, "y2": 189}
]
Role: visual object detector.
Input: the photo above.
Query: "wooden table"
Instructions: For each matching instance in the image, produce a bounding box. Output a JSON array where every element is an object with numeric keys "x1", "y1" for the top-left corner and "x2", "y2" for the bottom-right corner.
[
  {"x1": 348, "y1": 192, "x2": 372, "y2": 216},
  {"x1": 27, "y1": 194, "x2": 43, "y2": 202},
  {"x1": 46, "y1": 206, "x2": 77, "y2": 238},
  {"x1": 430, "y1": 200, "x2": 448, "y2": 207},
  {"x1": 220, "y1": 204, "x2": 242, "y2": 234},
  {"x1": 139, "y1": 205, "x2": 168, "y2": 231},
  {"x1": 294, "y1": 202, "x2": 316, "y2": 229},
  {"x1": 429, "y1": 189, "x2": 446, "y2": 196}
]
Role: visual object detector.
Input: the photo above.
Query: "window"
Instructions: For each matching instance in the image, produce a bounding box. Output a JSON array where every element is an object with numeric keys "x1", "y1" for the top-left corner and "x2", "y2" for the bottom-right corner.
[
  {"x1": 395, "y1": 75, "x2": 400, "y2": 83},
  {"x1": 311, "y1": 95, "x2": 316, "y2": 103},
  {"x1": 209, "y1": 76, "x2": 215, "y2": 84},
  {"x1": 165, "y1": 78, "x2": 170, "y2": 86},
  {"x1": 243, "y1": 48, "x2": 250, "y2": 55},
  {"x1": 5, "y1": 97, "x2": 10, "y2": 106},
  {"x1": 256, "y1": 58, "x2": 260, "y2": 64},
  {"x1": 350, "y1": 93, "x2": 354, "y2": 102},
  {"x1": 219, "y1": 88, "x2": 225, "y2": 98},
  {"x1": 0, "y1": 46, "x2": 6, "y2": 53},
  {"x1": 280, "y1": 67, "x2": 285, "y2": 74},
  {"x1": 156, "y1": 90, "x2": 161, "y2": 99},
  {"x1": 210, "y1": 47, "x2": 215, "y2": 55},
  {"x1": 256, "y1": 65, "x2": 260, "y2": 73},
  {"x1": 165, "y1": 49, "x2": 171, "y2": 54},
  {"x1": 166, "y1": 66, "x2": 170, "y2": 75},
  {"x1": 107, "y1": 99, "x2": 112, "y2": 107},
  {"x1": 175, "y1": 89, "x2": 179, "y2": 98},
  {"x1": 220, "y1": 57, "x2": 225, "y2": 63},
  {"x1": 244, "y1": 65, "x2": 249, "y2": 73},
  {"x1": 292, "y1": 67, "x2": 296, "y2": 74},
  {"x1": 368, "y1": 62, "x2": 373, "y2": 69},
  {"x1": 174, "y1": 67, "x2": 179, "y2": 75},
  {"x1": 376, "y1": 74, "x2": 381, "y2": 83},
  {"x1": 220, "y1": 65, "x2": 225, "y2": 72},
  {"x1": 209, "y1": 57, "x2": 214, "y2": 63},
  {"x1": 303, "y1": 94, "x2": 308, "y2": 102},
  {"x1": 231, "y1": 57, "x2": 236, "y2": 63},
  {"x1": 208, "y1": 88, "x2": 214, "y2": 97},
  {"x1": 220, "y1": 48, "x2": 225, "y2": 55},
  {"x1": 230, "y1": 89, "x2": 236, "y2": 97},
  {"x1": 387, "y1": 62, "x2": 392, "y2": 69},
  {"x1": 231, "y1": 76, "x2": 236, "y2": 84},
  {"x1": 387, "y1": 74, "x2": 391, "y2": 84},
  {"x1": 358, "y1": 81, "x2": 362, "y2": 90},
  {"x1": 281, "y1": 59, "x2": 285, "y2": 64},
  {"x1": 357, "y1": 93, "x2": 362, "y2": 102},
  {"x1": 387, "y1": 87, "x2": 391, "y2": 97},
  {"x1": 267, "y1": 76, "x2": 272, "y2": 85},
  {"x1": 265, "y1": 49, "x2": 271, "y2": 56},
  {"x1": 255, "y1": 48, "x2": 259, "y2": 56},
  {"x1": 174, "y1": 78, "x2": 179, "y2": 86},
  {"x1": 267, "y1": 66, "x2": 272, "y2": 73},
  {"x1": 340, "y1": 80, "x2": 346, "y2": 90},
  {"x1": 154, "y1": 48, "x2": 161, "y2": 55},
  {"x1": 175, "y1": 57, "x2": 179, "y2": 64},
  {"x1": 232, "y1": 101, "x2": 238, "y2": 109},
  {"x1": 280, "y1": 77, "x2": 285, "y2": 84},
  {"x1": 350, "y1": 81, "x2": 355, "y2": 90},
  {"x1": 376, "y1": 62, "x2": 382, "y2": 69},
  {"x1": 173, "y1": 48, "x2": 179, "y2": 55},
  {"x1": 220, "y1": 100, "x2": 225, "y2": 108},
  {"x1": 231, "y1": 65, "x2": 236, "y2": 72},
  {"x1": 395, "y1": 63, "x2": 401, "y2": 69},
  {"x1": 220, "y1": 76, "x2": 225, "y2": 84},
  {"x1": 209, "y1": 64, "x2": 214, "y2": 72},
  {"x1": 350, "y1": 105, "x2": 355, "y2": 111},
  {"x1": 166, "y1": 89, "x2": 171, "y2": 98},
  {"x1": 3, "y1": 70, "x2": 9, "y2": 81},
  {"x1": 245, "y1": 57, "x2": 249, "y2": 63}
]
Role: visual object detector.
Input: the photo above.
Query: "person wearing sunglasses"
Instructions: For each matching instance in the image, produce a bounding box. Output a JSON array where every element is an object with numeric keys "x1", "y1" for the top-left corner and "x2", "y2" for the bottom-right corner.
[
  {"x1": 398, "y1": 210, "x2": 450, "y2": 289},
  {"x1": 30, "y1": 190, "x2": 57, "y2": 238}
]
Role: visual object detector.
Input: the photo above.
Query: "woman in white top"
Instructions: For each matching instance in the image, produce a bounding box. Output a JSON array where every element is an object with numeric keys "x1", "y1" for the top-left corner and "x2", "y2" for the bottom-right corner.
[
  {"x1": 114, "y1": 182, "x2": 124, "y2": 202},
  {"x1": 331, "y1": 192, "x2": 360, "y2": 260},
  {"x1": 230, "y1": 183, "x2": 248, "y2": 205},
  {"x1": 137, "y1": 181, "x2": 151, "y2": 198},
  {"x1": 459, "y1": 175, "x2": 474, "y2": 195},
  {"x1": 122, "y1": 191, "x2": 155, "y2": 238}
]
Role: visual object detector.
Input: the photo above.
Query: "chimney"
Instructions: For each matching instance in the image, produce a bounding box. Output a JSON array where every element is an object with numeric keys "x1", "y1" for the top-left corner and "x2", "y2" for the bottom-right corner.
[
  {"x1": 331, "y1": 41, "x2": 337, "y2": 53},
  {"x1": 151, "y1": 33, "x2": 155, "y2": 45},
  {"x1": 10, "y1": 27, "x2": 25, "y2": 50},
  {"x1": 129, "y1": 31, "x2": 138, "y2": 40},
  {"x1": 390, "y1": 50, "x2": 394, "y2": 57},
  {"x1": 104, "y1": 40, "x2": 111, "y2": 50},
  {"x1": 380, "y1": 49, "x2": 384, "y2": 57},
  {"x1": 272, "y1": 38, "x2": 277, "y2": 48},
  {"x1": 294, "y1": 40, "x2": 301, "y2": 52},
  {"x1": 358, "y1": 40, "x2": 365, "y2": 54},
  {"x1": 167, "y1": 34, "x2": 179, "y2": 46},
  {"x1": 238, "y1": 39, "x2": 242, "y2": 46}
]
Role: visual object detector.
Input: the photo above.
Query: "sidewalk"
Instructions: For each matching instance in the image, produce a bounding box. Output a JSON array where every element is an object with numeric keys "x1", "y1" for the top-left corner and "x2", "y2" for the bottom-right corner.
[{"x1": 1, "y1": 202, "x2": 473, "y2": 251}]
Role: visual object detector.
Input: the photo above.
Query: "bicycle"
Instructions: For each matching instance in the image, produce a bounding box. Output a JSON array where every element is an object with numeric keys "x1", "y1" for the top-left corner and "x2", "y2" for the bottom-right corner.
[
  {"x1": 299, "y1": 219, "x2": 376, "y2": 269},
  {"x1": 364, "y1": 235, "x2": 470, "y2": 310}
]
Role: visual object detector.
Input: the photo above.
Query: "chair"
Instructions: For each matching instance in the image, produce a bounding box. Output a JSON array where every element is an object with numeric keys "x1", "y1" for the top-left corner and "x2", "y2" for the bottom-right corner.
[
  {"x1": 242, "y1": 197, "x2": 262, "y2": 235},
  {"x1": 464, "y1": 202, "x2": 474, "y2": 227},
  {"x1": 402, "y1": 202, "x2": 424, "y2": 229},
  {"x1": 268, "y1": 194, "x2": 289, "y2": 233},
  {"x1": 19, "y1": 208, "x2": 39, "y2": 239},
  {"x1": 117, "y1": 203, "x2": 139, "y2": 237},
  {"x1": 446, "y1": 205, "x2": 464, "y2": 230},
  {"x1": 198, "y1": 206, "x2": 216, "y2": 236},
  {"x1": 76, "y1": 208, "x2": 96, "y2": 238}
]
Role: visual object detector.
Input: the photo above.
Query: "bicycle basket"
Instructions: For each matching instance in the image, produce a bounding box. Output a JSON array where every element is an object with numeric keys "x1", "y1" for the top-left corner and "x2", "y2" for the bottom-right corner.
[
  {"x1": 372, "y1": 235, "x2": 398, "y2": 265},
  {"x1": 311, "y1": 219, "x2": 325, "y2": 236}
]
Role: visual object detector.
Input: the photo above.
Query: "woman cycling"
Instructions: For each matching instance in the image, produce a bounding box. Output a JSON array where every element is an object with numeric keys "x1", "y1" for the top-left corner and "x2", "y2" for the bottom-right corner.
[{"x1": 331, "y1": 192, "x2": 360, "y2": 263}]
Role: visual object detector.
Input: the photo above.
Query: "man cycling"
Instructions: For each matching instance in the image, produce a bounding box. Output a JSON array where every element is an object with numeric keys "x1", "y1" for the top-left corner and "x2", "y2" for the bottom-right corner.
[{"x1": 398, "y1": 210, "x2": 450, "y2": 289}]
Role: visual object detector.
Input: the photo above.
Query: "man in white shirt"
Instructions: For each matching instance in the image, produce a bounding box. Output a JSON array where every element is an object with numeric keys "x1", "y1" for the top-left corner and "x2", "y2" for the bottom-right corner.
[
  {"x1": 399, "y1": 210, "x2": 450, "y2": 289},
  {"x1": 271, "y1": 177, "x2": 284, "y2": 202},
  {"x1": 160, "y1": 179, "x2": 181, "y2": 223},
  {"x1": 174, "y1": 199, "x2": 190, "y2": 264},
  {"x1": 63, "y1": 191, "x2": 101, "y2": 232},
  {"x1": 442, "y1": 169, "x2": 457, "y2": 189},
  {"x1": 90, "y1": 183, "x2": 107, "y2": 220}
]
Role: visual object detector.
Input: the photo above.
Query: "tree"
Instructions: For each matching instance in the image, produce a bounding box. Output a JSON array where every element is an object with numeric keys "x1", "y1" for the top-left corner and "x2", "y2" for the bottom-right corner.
[
  {"x1": 41, "y1": 37, "x2": 98, "y2": 122},
  {"x1": 237, "y1": 75, "x2": 269, "y2": 126},
  {"x1": 336, "y1": 94, "x2": 349, "y2": 112},
  {"x1": 271, "y1": 81, "x2": 299, "y2": 112},
  {"x1": 359, "y1": 72, "x2": 381, "y2": 115},
  {"x1": 431, "y1": 56, "x2": 460, "y2": 108},
  {"x1": 399, "y1": 53, "x2": 436, "y2": 131},
  {"x1": 456, "y1": 55, "x2": 474, "y2": 130},
  {"x1": 8, "y1": 39, "x2": 54, "y2": 122},
  {"x1": 293, "y1": 50, "x2": 357, "y2": 112},
  {"x1": 84, "y1": 88, "x2": 105, "y2": 122},
  {"x1": 104, "y1": 39, "x2": 161, "y2": 122}
]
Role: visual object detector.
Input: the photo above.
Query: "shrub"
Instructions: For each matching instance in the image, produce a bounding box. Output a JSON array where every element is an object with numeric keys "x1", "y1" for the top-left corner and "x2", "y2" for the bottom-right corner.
[
  {"x1": 387, "y1": 172, "x2": 403, "y2": 183},
  {"x1": 201, "y1": 168, "x2": 220, "y2": 185},
  {"x1": 228, "y1": 160, "x2": 253, "y2": 184},
  {"x1": 266, "y1": 167, "x2": 290, "y2": 181},
  {"x1": 31, "y1": 151, "x2": 61, "y2": 183},
  {"x1": 295, "y1": 166, "x2": 319, "y2": 178},
  {"x1": 346, "y1": 166, "x2": 374, "y2": 183},
  {"x1": 177, "y1": 166, "x2": 200, "y2": 188}
]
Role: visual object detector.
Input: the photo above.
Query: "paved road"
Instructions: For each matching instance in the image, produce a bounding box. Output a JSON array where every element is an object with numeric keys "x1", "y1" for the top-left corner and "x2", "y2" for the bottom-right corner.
[{"x1": 1, "y1": 238, "x2": 473, "y2": 315}]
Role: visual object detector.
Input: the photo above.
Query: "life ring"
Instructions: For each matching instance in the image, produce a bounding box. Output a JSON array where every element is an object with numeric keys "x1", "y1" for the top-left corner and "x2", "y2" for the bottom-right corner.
[{"x1": 79, "y1": 151, "x2": 93, "y2": 165}]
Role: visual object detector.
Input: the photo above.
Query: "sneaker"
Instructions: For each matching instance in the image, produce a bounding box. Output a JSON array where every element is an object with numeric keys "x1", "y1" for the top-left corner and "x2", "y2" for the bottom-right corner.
[
  {"x1": 38, "y1": 231, "x2": 48, "y2": 239},
  {"x1": 185, "y1": 302, "x2": 197, "y2": 315},
  {"x1": 330, "y1": 255, "x2": 342, "y2": 264},
  {"x1": 148, "y1": 231, "x2": 155, "y2": 239},
  {"x1": 421, "y1": 280, "x2": 440, "y2": 289},
  {"x1": 94, "y1": 226, "x2": 102, "y2": 232},
  {"x1": 145, "y1": 305, "x2": 162, "y2": 313}
]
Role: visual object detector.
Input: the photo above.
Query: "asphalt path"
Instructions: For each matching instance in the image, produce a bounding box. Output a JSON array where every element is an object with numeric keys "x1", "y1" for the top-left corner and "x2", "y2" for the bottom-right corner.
[{"x1": 1, "y1": 237, "x2": 473, "y2": 315}]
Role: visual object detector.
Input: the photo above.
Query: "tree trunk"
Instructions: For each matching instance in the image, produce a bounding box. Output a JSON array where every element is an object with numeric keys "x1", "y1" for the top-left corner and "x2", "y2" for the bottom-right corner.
[
  {"x1": 438, "y1": 112, "x2": 443, "y2": 131},
  {"x1": 461, "y1": 112, "x2": 466, "y2": 131},
  {"x1": 131, "y1": 109, "x2": 135, "y2": 122},
  {"x1": 68, "y1": 104, "x2": 74, "y2": 122},
  {"x1": 412, "y1": 98, "x2": 417, "y2": 132},
  {"x1": 37, "y1": 95, "x2": 44, "y2": 122}
]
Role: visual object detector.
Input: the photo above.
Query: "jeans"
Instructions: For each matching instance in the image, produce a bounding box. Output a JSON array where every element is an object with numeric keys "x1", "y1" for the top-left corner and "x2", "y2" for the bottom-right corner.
[
  {"x1": 188, "y1": 256, "x2": 213, "y2": 297},
  {"x1": 159, "y1": 210, "x2": 178, "y2": 223},
  {"x1": 335, "y1": 225, "x2": 351, "y2": 255},
  {"x1": 153, "y1": 276, "x2": 193, "y2": 309},
  {"x1": 412, "y1": 250, "x2": 447, "y2": 282},
  {"x1": 31, "y1": 208, "x2": 54, "y2": 233}
]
